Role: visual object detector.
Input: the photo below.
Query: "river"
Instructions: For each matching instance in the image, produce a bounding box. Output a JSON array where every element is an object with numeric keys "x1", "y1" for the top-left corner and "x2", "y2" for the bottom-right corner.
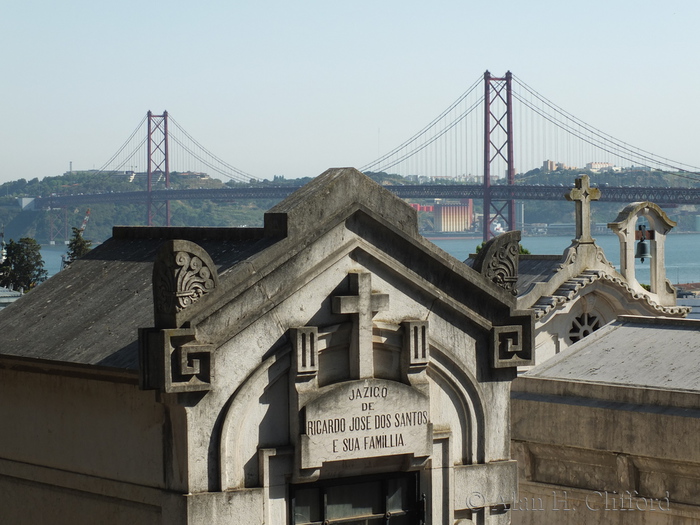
[
  {"x1": 425, "y1": 233, "x2": 700, "y2": 286},
  {"x1": 39, "y1": 233, "x2": 700, "y2": 285}
]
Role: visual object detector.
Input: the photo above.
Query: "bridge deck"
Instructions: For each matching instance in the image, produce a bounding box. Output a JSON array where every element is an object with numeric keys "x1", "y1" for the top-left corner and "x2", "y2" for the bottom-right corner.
[{"x1": 32, "y1": 184, "x2": 700, "y2": 208}]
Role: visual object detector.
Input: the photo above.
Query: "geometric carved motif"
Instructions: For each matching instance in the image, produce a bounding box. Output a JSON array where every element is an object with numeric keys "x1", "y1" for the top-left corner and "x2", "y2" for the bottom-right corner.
[
  {"x1": 139, "y1": 327, "x2": 213, "y2": 393},
  {"x1": 491, "y1": 324, "x2": 532, "y2": 368},
  {"x1": 152, "y1": 239, "x2": 218, "y2": 328},
  {"x1": 291, "y1": 326, "x2": 319, "y2": 377},
  {"x1": 470, "y1": 230, "x2": 521, "y2": 295},
  {"x1": 403, "y1": 320, "x2": 429, "y2": 370}
]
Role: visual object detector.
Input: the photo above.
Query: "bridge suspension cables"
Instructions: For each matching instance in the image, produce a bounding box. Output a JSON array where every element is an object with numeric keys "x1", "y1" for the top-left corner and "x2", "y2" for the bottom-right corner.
[
  {"x1": 167, "y1": 115, "x2": 257, "y2": 184},
  {"x1": 86, "y1": 112, "x2": 258, "y2": 185},
  {"x1": 360, "y1": 70, "x2": 700, "y2": 241},
  {"x1": 82, "y1": 110, "x2": 259, "y2": 226},
  {"x1": 510, "y1": 74, "x2": 700, "y2": 182},
  {"x1": 360, "y1": 77, "x2": 485, "y2": 180},
  {"x1": 361, "y1": 73, "x2": 700, "y2": 183}
]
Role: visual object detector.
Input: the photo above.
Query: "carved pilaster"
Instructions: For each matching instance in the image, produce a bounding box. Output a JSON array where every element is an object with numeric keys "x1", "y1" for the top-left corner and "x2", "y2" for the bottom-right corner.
[
  {"x1": 291, "y1": 327, "x2": 319, "y2": 377},
  {"x1": 403, "y1": 321, "x2": 429, "y2": 368},
  {"x1": 403, "y1": 320, "x2": 430, "y2": 393}
]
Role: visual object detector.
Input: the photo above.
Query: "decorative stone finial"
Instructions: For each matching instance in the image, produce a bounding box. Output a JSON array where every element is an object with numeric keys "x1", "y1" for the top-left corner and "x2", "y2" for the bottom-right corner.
[
  {"x1": 153, "y1": 239, "x2": 219, "y2": 328},
  {"x1": 470, "y1": 230, "x2": 521, "y2": 295},
  {"x1": 566, "y1": 175, "x2": 601, "y2": 243}
]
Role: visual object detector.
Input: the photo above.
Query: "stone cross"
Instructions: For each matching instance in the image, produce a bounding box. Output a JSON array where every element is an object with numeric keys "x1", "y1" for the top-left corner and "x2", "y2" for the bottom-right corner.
[
  {"x1": 332, "y1": 271, "x2": 389, "y2": 379},
  {"x1": 565, "y1": 174, "x2": 601, "y2": 243}
]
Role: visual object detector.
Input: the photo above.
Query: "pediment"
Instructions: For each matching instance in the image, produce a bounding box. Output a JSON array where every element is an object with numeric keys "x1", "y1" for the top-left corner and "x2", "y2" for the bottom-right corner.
[
  {"x1": 138, "y1": 169, "x2": 535, "y2": 394},
  {"x1": 200, "y1": 221, "x2": 530, "y2": 342},
  {"x1": 532, "y1": 269, "x2": 690, "y2": 322},
  {"x1": 264, "y1": 167, "x2": 420, "y2": 240}
]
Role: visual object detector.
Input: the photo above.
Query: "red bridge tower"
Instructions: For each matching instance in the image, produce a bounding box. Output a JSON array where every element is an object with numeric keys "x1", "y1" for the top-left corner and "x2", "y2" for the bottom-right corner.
[
  {"x1": 146, "y1": 111, "x2": 171, "y2": 227},
  {"x1": 482, "y1": 71, "x2": 516, "y2": 241}
]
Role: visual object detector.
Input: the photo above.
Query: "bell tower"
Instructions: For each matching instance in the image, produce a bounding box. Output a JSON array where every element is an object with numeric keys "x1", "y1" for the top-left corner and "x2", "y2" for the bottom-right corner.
[{"x1": 608, "y1": 201, "x2": 677, "y2": 305}]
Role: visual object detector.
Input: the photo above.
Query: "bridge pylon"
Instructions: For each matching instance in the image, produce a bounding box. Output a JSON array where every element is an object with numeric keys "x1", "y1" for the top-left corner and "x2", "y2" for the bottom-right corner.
[
  {"x1": 146, "y1": 110, "x2": 171, "y2": 226},
  {"x1": 47, "y1": 207, "x2": 69, "y2": 244},
  {"x1": 482, "y1": 70, "x2": 516, "y2": 241}
]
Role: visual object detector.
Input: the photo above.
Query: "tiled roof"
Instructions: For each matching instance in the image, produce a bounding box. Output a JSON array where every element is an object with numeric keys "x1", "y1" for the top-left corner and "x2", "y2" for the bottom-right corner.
[
  {"x1": 531, "y1": 270, "x2": 690, "y2": 320},
  {"x1": 0, "y1": 228, "x2": 272, "y2": 370}
]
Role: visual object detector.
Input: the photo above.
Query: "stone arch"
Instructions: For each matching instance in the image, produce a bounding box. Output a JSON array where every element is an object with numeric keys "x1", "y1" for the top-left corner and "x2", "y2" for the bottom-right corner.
[
  {"x1": 427, "y1": 343, "x2": 486, "y2": 465},
  {"x1": 219, "y1": 347, "x2": 486, "y2": 488},
  {"x1": 219, "y1": 350, "x2": 291, "y2": 491},
  {"x1": 564, "y1": 290, "x2": 617, "y2": 345},
  {"x1": 608, "y1": 201, "x2": 676, "y2": 301}
]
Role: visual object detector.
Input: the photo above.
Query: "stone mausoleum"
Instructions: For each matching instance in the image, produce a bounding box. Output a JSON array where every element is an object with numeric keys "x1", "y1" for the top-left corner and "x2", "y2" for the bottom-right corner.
[
  {"x1": 499, "y1": 175, "x2": 688, "y2": 365},
  {"x1": 511, "y1": 314, "x2": 700, "y2": 524},
  {"x1": 491, "y1": 176, "x2": 700, "y2": 524},
  {"x1": 0, "y1": 168, "x2": 535, "y2": 524}
]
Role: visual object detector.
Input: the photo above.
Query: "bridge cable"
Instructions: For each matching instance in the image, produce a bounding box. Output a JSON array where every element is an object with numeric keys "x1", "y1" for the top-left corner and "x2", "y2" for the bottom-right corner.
[
  {"x1": 168, "y1": 135, "x2": 256, "y2": 183},
  {"x1": 512, "y1": 75, "x2": 700, "y2": 178},
  {"x1": 360, "y1": 76, "x2": 483, "y2": 171},
  {"x1": 368, "y1": 96, "x2": 484, "y2": 172},
  {"x1": 90, "y1": 114, "x2": 148, "y2": 176},
  {"x1": 513, "y1": 92, "x2": 700, "y2": 182},
  {"x1": 167, "y1": 116, "x2": 258, "y2": 182}
]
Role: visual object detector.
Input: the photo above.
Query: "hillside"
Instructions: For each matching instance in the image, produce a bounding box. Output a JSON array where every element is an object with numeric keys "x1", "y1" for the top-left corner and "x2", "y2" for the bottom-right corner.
[
  {"x1": 0, "y1": 171, "x2": 308, "y2": 243},
  {"x1": 0, "y1": 169, "x2": 697, "y2": 243}
]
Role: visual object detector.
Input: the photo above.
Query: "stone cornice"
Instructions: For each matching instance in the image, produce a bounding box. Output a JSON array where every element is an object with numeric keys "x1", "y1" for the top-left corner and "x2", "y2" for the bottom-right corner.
[{"x1": 533, "y1": 270, "x2": 691, "y2": 320}]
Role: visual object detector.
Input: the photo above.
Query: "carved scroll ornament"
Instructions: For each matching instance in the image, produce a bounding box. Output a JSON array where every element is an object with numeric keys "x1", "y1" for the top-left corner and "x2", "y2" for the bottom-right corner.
[
  {"x1": 471, "y1": 230, "x2": 521, "y2": 295},
  {"x1": 153, "y1": 240, "x2": 219, "y2": 328}
]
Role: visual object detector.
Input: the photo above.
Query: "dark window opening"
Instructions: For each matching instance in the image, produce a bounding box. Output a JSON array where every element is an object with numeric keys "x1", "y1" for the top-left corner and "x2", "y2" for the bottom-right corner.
[
  {"x1": 291, "y1": 471, "x2": 423, "y2": 525},
  {"x1": 569, "y1": 312, "x2": 601, "y2": 343}
]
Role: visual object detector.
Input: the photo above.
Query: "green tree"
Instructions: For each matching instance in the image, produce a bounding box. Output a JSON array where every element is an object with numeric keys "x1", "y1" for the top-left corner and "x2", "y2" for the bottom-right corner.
[
  {"x1": 65, "y1": 227, "x2": 92, "y2": 265},
  {"x1": 0, "y1": 237, "x2": 48, "y2": 291},
  {"x1": 475, "y1": 241, "x2": 530, "y2": 254}
]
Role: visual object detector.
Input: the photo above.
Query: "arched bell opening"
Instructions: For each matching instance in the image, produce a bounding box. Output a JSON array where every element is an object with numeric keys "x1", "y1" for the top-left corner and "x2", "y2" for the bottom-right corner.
[{"x1": 608, "y1": 201, "x2": 676, "y2": 304}]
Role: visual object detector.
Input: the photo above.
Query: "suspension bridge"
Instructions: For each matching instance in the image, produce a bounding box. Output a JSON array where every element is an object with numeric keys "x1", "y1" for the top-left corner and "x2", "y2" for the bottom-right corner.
[{"x1": 32, "y1": 71, "x2": 700, "y2": 242}]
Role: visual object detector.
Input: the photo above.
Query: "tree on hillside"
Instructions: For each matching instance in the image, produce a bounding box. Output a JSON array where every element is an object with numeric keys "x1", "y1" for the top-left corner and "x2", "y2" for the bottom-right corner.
[
  {"x1": 65, "y1": 227, "x2": 92, "y2": 265},
  {"x1": 0, "y1": 237, "x2": 48, "y2": 292},
  {"x1": 475, "y1": 241, "x2": 531, "y2": 255}
]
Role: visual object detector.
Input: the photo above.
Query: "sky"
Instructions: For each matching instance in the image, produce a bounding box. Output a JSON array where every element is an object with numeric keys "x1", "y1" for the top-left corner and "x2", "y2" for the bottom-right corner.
[{"x1": 2, "y1": 1, "x2": 699, "y2": 184}]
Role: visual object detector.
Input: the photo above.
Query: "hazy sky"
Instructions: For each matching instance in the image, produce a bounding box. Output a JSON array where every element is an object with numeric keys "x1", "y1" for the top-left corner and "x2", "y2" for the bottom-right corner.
[{"x1": 2, "y1": 1, "x2": 698, "y2": 184}]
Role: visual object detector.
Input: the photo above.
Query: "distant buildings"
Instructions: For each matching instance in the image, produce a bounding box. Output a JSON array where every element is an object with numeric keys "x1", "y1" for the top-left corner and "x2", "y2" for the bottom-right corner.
[
  {"x1": 408, "y1": 200, "x2": 475, "y2": 233},
  {"x1": 407, "y1": 203, "x2": 434, "y2": 213},
  {"x1": 433, "y1": 201, "x2": 474, "y2": 232},
  {"x1": 124, "y1": 171, "x2": 210, "y2": 183},
  {"x1": 0, "y1": 288, "x2": 21, "y2": 311},
  {"x1": 585, "y1": 161, "x2": 618, "y2": 172},
  {"x1": 542, "y1": 160, "x2": 575, "y2": 171},
  {"x1": 542, "y1": 159, "x2": 655, "y2": 173}
]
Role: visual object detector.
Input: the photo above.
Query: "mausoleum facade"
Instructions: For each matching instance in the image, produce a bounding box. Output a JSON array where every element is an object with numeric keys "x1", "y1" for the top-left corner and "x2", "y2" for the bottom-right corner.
[
  {"x1": 0, "y1": 168, "x2": 534, "y2": 524},
  {"x1": 510, "y1": 176, "x2": 689, "y2": 364}
]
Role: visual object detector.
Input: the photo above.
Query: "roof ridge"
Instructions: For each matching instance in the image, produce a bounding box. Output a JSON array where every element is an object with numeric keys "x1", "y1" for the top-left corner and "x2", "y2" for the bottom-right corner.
[{"x1": 532, "y1": 270, "x2": 690, "y2": 320}]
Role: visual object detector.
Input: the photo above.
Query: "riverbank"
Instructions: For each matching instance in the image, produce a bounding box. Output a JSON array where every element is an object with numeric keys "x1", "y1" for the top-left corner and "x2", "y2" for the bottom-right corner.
[{"x1": 39, "y1": 232, "x2": 700, "y2": 286}]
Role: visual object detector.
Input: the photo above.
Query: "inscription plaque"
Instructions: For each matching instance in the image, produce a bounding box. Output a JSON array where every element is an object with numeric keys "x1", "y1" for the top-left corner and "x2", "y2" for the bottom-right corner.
[{"x1": 300, "y1": 378, "x2": 432, "y2": 468}]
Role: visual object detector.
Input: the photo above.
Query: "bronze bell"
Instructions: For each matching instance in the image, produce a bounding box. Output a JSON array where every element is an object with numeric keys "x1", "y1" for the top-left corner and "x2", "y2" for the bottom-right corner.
[{"x1": 635, "y1": 224, "x2": 652, "y2": 263}]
